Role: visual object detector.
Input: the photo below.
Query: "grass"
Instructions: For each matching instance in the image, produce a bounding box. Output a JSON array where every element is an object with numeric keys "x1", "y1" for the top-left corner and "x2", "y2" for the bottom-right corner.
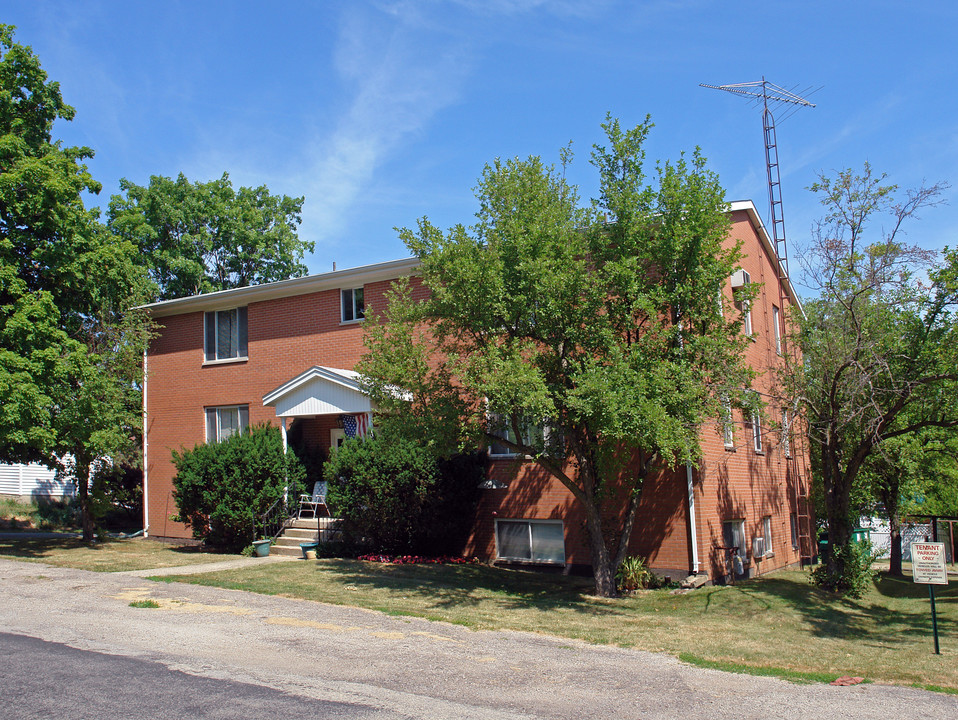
[
  {"x1": 0, "y1": 536, "x2": 227, "y2": 572},
  {"x1": 0, "y1": 496, "x2": 78, "y2": 532},
  {"x1": 162, "y1": 559, "x2": 958, "y2": 691},
  {"x1": 129, "y1": 599, "x2": 160, "y2": 608}
]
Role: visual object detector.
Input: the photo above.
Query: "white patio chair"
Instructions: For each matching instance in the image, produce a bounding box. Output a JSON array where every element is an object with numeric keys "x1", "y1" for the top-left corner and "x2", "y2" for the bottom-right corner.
[{"x1": 298, "y1": 481, "x2": 328, "y2": 519}]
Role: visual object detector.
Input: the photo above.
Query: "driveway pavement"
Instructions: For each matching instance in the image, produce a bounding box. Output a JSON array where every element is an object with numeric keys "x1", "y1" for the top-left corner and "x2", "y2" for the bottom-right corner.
[{"x1": 1, "y1": 558, "x2": 955, "y2": 719}]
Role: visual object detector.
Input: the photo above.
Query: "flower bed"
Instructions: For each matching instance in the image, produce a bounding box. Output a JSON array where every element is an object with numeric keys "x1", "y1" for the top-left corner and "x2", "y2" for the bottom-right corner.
[{"x1": 358, "y1": 554, "x2": 481, "y2": 565}]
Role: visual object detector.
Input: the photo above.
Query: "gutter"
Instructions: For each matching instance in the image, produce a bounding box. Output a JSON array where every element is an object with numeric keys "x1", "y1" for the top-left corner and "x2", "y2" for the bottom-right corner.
[
  {"x1": 142, "y1": 348, "x2": 149, "y2": 537},
  {"x1": 687, "y1": 462, "x2": 700, "y2": 574}
]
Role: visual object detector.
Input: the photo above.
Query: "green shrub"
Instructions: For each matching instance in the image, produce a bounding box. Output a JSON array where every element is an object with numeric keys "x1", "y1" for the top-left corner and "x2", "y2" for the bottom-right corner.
[
  {"x1": 810, "y1": 539, "x2": 878, "y2": 598},
  {"x1": 324, "y1": 432, "x2": 484, "y2": 556},
  {"x1": 172, "y1": 423, "x2": 305, "y2": 552},
  {"x1": 616, "y1": 555, "x2": 653, "y2": 593}
]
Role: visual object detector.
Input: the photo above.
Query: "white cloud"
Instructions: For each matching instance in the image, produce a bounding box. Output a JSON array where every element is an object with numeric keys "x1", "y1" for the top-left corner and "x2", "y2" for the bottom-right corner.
[{"x1": 297, "y1": 6, "x2": 472, "y2": 250}]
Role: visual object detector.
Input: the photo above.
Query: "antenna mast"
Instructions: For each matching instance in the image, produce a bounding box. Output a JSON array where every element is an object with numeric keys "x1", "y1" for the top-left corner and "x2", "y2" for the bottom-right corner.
[{"x1": 700, "y1": 78, "x2": 816, "y2": 280}]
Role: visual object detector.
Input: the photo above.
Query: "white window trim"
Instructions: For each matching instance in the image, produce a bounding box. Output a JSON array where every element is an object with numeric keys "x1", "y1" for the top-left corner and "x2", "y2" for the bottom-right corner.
[
  {"x1": 341, "y1": 287, "x2": 365, "y2": 324},
  {"x1": 487, "y1": 414, "x2": 548, "y2": 458},
  {"x1": 781, "y1": 410, "x2": 791, "y2": 458},
  {"x1": 205, "y1": 405, "x2": 249, "y2": 443},
  {"x1": 772, "y1": 305, "x2": 783, "y2": 355},
  {"x1": 751, "y1": 411, "x2": 763, "y2": 453},
  {"x1": 722, "y1": 397, "x2": 735, "y2": 449},
  {"x1": 494, "y1": 518, "x2": 566, "y2": 565},
  {"x1": 763, "y1": 515, "x2": 774, "y2": 557},
  {"x1": 204, "y1": 307, "x2": 248, "y2": 363}
]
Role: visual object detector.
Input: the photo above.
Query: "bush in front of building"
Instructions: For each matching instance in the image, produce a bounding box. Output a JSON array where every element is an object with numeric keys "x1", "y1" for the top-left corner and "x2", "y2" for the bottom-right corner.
[
  {"x1": 172, "y1": 423, "x2": 306, "y2": 552},
  {"x1": 324, "y1": 431, "x2": 484, "y2": 556}
]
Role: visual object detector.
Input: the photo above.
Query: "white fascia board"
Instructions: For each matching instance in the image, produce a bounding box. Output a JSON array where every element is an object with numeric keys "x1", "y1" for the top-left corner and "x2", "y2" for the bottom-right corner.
[
  {"x1": 727, "y1": 200, "x2": 805, "y2": 318},
  {"x1": 140, "y1": 256, "x2": 421, "y2": 318}
]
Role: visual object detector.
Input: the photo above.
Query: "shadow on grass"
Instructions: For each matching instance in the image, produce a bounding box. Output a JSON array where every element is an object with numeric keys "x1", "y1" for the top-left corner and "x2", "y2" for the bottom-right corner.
[
  {"x1": 0, "y1": 536, "x2": 221, "y2": 561},
  {"x1": 312, "y1": 559, "x2": 631, "y2": 617},
  {"x1": 732, "y1": 571, "x2": 957, "y2": 647}
]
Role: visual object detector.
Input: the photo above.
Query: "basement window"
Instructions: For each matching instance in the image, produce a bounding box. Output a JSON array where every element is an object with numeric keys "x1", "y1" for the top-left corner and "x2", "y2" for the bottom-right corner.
[{"x1": 495, "y1": 519, "x2": 565, "y2": 564}]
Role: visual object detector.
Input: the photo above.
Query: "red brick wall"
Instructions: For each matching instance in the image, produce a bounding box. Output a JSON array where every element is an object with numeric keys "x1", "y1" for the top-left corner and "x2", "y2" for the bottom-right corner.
[{"x1": 145, "y1": 210, "x2": 813, "y2": 584}]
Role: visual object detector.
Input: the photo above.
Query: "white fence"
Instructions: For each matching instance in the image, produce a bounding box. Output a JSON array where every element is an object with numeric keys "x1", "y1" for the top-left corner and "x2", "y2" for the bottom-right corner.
[
  {"x1": 0, "y1": 463, "x2": 75, "y2": 500},
  {"x1": 866, "y1": 519, "x2": 954, "y2": 563}
]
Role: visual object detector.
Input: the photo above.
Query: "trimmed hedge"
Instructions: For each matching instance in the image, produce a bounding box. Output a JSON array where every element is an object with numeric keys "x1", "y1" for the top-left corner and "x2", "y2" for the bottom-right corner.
[{"x1": 172, "y1": 423, "x2": 305, "y2": 552}]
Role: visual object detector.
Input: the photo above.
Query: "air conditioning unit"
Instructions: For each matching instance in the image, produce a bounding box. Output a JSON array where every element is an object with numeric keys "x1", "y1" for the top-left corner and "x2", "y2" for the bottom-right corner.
[
  {"x1": 731, "y1": 269, "x2": 751, "y2": 288},
  {"x1": 752, "y1": 536, "x2": 766, "y2": 559}
]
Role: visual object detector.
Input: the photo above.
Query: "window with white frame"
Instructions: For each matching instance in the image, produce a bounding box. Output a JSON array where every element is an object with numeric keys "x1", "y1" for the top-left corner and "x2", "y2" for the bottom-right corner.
[
  {"x1": 751, "y1": 410, "x2": 763, "y2": 453},
  {"x1": 488, "y1": 414, "x2": 547, "y2": 456},
  {"x1": 763, "y1": 515, "x2": 773, "y2": 555},
  {"x1": 781, "y1": 410, "x2": 791, "y2": 458},
  {"x1": 205, "y1": 405, "x2": 249, "y2": 442},
  {"x1": 341, "y1": 287, "x2": 365, "y2": 322},
  {"x1": 732, "y1": 269, "x2": 752, "y2": 336},
  {"x1": 772, "y1": 305, "x2": 782, "y2": 354},
  {"x1": 722, "y1": 396, "x2": 735, "y2": 449},
  {"x1": 790, "y1": 513, "x2": 799, "y2": 549},
  {"x1": 204, "y1": 308, "x2": 248, "y2": 362},
  {"x1": 494, "y1": 519, "x2": 565, "y2": 564},
  {"x1": 723, "y1": 519, "x2": 746, "y2": 566}
]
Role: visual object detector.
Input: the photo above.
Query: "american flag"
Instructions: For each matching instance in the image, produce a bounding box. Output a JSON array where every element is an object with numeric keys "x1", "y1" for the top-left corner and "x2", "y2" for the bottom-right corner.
[{"x1": 341, "y1": 413, "x2": 372, "y2": 438}]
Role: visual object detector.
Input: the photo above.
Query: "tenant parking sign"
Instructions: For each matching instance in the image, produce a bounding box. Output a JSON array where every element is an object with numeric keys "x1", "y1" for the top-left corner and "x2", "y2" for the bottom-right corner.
[{"x1": 911, "y1": 542, "x2": 948, "y2": 585}]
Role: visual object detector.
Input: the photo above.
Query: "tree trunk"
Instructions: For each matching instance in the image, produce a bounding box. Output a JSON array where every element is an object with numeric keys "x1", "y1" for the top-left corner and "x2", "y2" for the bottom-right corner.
[
  {"x1": 74, "y1": 457, "x2": 96, "y2": 543},
  {"x1": 888, "y1": 511, "x2": 903, "y2": 577},
  {"x1": 823, "y1": 447, "x2": 854, "y2": 582}
]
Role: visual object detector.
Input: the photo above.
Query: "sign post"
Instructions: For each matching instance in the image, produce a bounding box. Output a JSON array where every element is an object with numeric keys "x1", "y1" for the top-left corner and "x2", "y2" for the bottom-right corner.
[{"x1": 911, "y1": 542, "x2": 949, "y2": 655}]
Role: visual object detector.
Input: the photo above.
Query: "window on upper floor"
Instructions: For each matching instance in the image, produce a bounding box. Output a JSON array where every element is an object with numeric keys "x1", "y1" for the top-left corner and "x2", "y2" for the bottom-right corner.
[
  {"x1": 341, "y1": 287, "x2": 365, "y2": 322},
  {"x1": 204, "y1": 308, "x2": 248, "y2": 362},
  {"x1": 781, "y1": 410, "x2": 791, "y2": 458},
  {"x1": 205, "y1": 405, "x2": 249, "y2": 442},
  {"x1": 773, "y1": 305, "x2": 782, "y2": 354},
  {"x1": 487, "y1": 413, "x2": 548, "y2": 457},
  {"x1": 722, "y1": 396, "x2": 735, "y2": 449},
  {"x1": 751, "y1": 409, "x2": 763, "y2": 453},
  {"x1": 731, "y1": 269, "x2": 752, "y2": 336}
]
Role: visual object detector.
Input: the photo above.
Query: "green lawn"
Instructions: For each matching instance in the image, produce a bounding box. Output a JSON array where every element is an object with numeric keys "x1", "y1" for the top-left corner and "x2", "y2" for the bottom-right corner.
[
  {"x1": 0, "y1": 536, "x2": 226, "y2": 572},
  {"x1": 164, "y1": 559, "x2": 958, "y2": 691}
]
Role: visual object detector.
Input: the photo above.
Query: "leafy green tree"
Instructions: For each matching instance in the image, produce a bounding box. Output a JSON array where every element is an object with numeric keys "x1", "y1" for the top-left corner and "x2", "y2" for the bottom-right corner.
[
  {"x1": 360, "y1": 117, "x2": 753, "y2": 596},
  {"x1": 172, "y1": 423, "x2": 305, "y2": 552},
  {"x1": 794, "y1": 165, "x2": 958, "y2": 593},
  {"x1": 0, "y1": 25, "x2": 153, "y2": 541},
  {"x1": 107, "y1": 172, "x2": 311, "y2": 300}
]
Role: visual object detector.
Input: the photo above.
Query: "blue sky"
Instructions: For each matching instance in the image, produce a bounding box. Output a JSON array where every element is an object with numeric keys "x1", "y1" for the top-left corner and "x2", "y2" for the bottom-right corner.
[{"x1": 5, "y1": 1, "x2": 957, "y2": 285}]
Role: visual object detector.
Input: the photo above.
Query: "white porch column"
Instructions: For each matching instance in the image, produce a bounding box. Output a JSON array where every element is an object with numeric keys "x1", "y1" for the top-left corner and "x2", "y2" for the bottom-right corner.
[{"x1": 280, "y1": 417, "x2": 288, "y2": 454}]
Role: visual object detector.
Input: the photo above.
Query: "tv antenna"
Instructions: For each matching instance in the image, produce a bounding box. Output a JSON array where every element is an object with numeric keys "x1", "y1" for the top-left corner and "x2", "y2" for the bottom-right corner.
[{"x1": 700, "y1": 78, "x2": 817, "y2": 280}]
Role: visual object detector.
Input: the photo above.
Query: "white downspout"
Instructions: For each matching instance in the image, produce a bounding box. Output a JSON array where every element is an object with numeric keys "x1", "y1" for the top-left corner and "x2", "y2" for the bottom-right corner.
[
  {"x1": 687, "y1": 462, "x2": 700, "y2": 574},
  {"x1": 142, "y1": 349, "x2": 149, "y2": 537}
]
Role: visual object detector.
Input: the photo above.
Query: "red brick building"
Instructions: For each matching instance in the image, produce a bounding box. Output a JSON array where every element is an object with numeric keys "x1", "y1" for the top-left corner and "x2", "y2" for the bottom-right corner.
[{"x1": 142, "y1": 200, "x2": 813, "y2": 583}]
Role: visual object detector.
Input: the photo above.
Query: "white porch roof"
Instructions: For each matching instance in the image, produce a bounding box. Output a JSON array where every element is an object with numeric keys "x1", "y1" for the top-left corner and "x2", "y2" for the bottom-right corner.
[{"x1": 262, "y1": 366, "x2": 372, "y2": 418}]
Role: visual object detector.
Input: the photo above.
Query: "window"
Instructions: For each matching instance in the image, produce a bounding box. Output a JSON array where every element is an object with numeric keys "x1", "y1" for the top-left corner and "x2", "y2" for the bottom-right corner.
[
  {"x1": 731, "y1": 269, "x2": 752, "y2": 336},
  {"x1": 751, "y1": 411, "x2": 763, "y2": 453},
  {"x1": 781, "y1": 410, "x2": 791, "y2": 458},
  {"x1": 772, "y1": 305, "x2": 782, "y2": 354},
  {"x1": 204, "y1": 308, "x2": 248, "y2": 362},
  {"x1": 790, "y1": 513, "x2": 799, "y2": 549},
  {"x1": 205, "y1": 405, "x2": 249, "y2": 442},
  {"x1": 723, "y1": 520, "x2": 746, "y2": 573},
  {"x1": 488, "y1": 414, "x2": 546, "y2": 456},
  {"x1": 495, "y1": 519, "x2": 565, "y2": 564},
  {"x1": 722, "y1": 396, "x2": 734, "y2": 449},
  {"x1": 763, "y1": 515, "x2": 773, "y2": 556},
  {"x1": 341, "y1": 287, "x2": 365, "y2": 322}
]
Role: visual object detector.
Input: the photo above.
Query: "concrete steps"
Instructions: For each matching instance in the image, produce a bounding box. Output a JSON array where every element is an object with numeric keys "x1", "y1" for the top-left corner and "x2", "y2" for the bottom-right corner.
[{"x1": 269, "y1": 517, "x2": 341, "y2": 557}]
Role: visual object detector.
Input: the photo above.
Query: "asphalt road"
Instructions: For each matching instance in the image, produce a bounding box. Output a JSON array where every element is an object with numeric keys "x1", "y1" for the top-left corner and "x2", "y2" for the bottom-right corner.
[{"x1": 1, "y1": 558, "x2": 955, "y2": 719}]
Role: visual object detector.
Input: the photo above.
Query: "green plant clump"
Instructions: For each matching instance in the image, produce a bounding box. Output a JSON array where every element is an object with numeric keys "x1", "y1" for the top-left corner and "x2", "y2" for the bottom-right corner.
[
  {"x1": 616, "y1": 556, "x2": 653, "y2": 593},
  {"x1": 810, "y1": 540, "x2": 878, "y2": 598},
  {"x1": 172, "y1": 423, "x2": 305, "y2": 552}
]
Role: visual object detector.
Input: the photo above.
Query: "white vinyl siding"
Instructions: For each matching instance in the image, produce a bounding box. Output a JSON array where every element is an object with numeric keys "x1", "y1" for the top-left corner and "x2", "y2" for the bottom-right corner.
[
  {"x1": 495, "y1": 519, "x2": 565, "y2": 564},
  {"x1": 204, "y1": 307, "x2": 248, "y2": 362},
  {"x1": 0, "y1": 462, "x2": 74, "y2": 499}
]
